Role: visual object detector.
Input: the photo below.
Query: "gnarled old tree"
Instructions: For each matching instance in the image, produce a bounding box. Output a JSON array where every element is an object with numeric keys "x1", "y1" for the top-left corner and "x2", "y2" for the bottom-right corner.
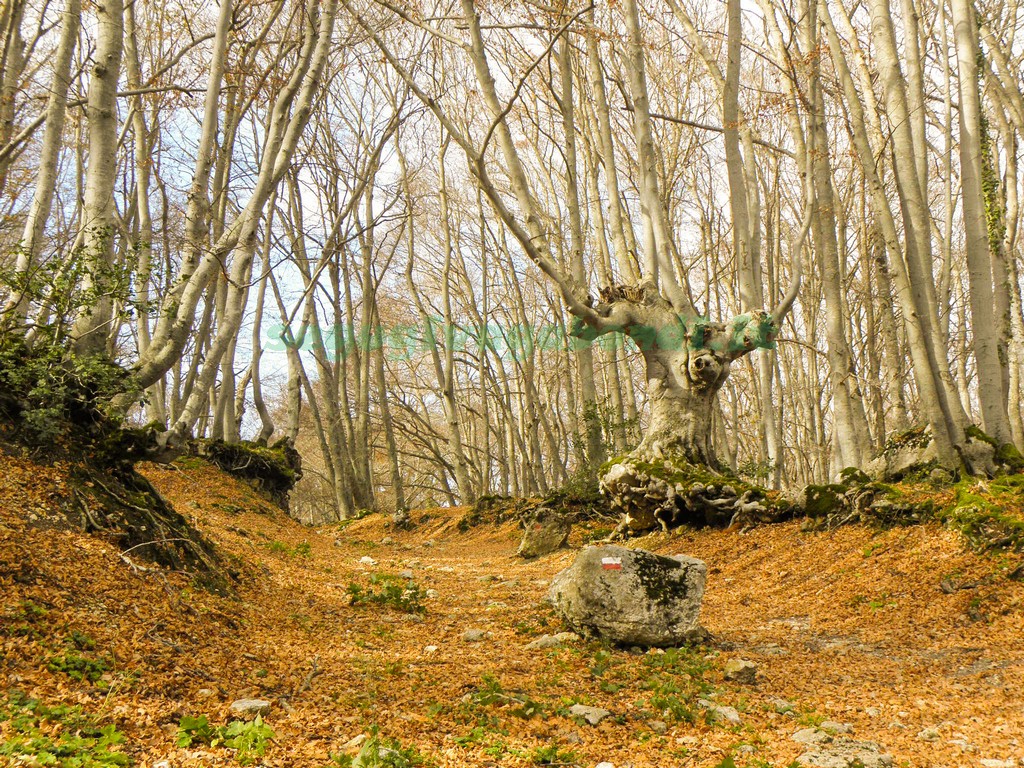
[{"x1": 355, "y1": 0, "x2": 806, "y2": 528}]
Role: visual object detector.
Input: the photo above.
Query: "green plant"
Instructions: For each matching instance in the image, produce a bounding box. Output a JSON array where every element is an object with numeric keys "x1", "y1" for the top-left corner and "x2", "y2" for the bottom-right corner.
[
  {"x1": 0, "y1": 690, "x2": 129, "y2": 767},
  {"x1": 464, "y1": 674, "x2": 545, "y2": 720},
  {"x1": 0, "y1": 332, "x2": 134, "y2": 445},
  {"x1": 639, "y1": 647, "x2": 713, "y2": 724},
  {"x1": 530, "y1": 743, "x2": 579, "y2": 765},
  {"x1": 347, "y1": 574, "x2": 426, "y2": 614},
  {"x1": 176, "y1": 714, "x2": 275, "y2": 765},
  {"x1": 47, "y1": 649, "x2": 110, "y2": 685},
  {"x1": 590, "y1": 648, "x2": 614, "y2": 677},
  {"x1": 326, "y1": 727, "x2": 425, "y2": 767}
]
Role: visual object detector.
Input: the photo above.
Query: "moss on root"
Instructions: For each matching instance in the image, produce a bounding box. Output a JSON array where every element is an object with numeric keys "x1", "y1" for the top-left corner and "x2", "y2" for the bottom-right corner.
[
  {"x1": 797, "y1": 465, "x2": 1024, "y2": 556},
  {"x1": 196, "y1": 439, "x2": 301, "y2": 510},
  {"x1": 599, "y1": 455, "x2": 794, "y2": 533},
  {"x1": 939, "y1": 476, "x2": 1024, "y2": 552}
]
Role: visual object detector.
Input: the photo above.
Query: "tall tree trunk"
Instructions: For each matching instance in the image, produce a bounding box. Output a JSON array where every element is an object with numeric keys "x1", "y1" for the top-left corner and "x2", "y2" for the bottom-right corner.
[
  {"x1": 71, "y1": 0, "x2": 125, "y2": 356},
  {"x1": 950, "y1": 0, "x2": 1013, "y2": 445}
]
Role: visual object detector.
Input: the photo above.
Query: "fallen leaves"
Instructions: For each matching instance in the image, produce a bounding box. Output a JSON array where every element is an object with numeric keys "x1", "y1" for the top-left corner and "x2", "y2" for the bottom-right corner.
[{"x1": 1, "y1": 452, "x2": 1023, "y2": 767}]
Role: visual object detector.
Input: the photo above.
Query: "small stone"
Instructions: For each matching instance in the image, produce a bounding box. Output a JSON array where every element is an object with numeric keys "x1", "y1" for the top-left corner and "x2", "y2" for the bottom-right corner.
[
  {"x1": 563, "y1": 732, "x2": 582, "y2": 745},
  {"x1": 792, "y1": 728, "x2": 832, "y2": 745},
  {"x1": 917, "y1": 727, "x2": 941, "y2": 742},
  {"x1": 424, "y1": 645, "x2": 438, "y2": 653},
  {"x1": 229, "y1": 698, "x2": 271, "y2": 719},
  {"x1": 359, "y1": 556, "x2": 377, "y2": 566},
  {"x1": 698, "y1": 699, "x2": 741, "y2": 725},
  {"x1": 820, "y1": 721, "x2": 853, "y2": 734},
  {"x1": 196, "y1": 688, "x2": 216, "y2": 698},
  {"x1": 648, "y1": 720, "x2": 668, "y2": 734},
  {"x1": 865, "y1": 707, "x2": 881, "y2": 717},
  {"x1": 381, "y1": 537, "x2": 394, "y2": 545},
  {"x1": 595, "y1": 763, "x2": 615, "y2": 768},
  {"x1": 341, "y1": 734, "x2": 367, "y2": 753},
  {"x1": 524, "y1": 632, "x2": 579, "y2": 650},
  {"x1": 399, "y1": 570, "x2": 414, "y2": 579},
  {"x1": 462, "y1": 629, "x2": 487, "y2": 643},
  {"x1": 425, "y1": 589, "x2": 439, "y2": 599},
  {"x1": 773, "y1": 699, "x2": 796, "y2": 714},
  {"x1": 736, "y1": 745, "x2": 756, "y2": 754},
  {"x1": 723, "y1": 658, "x2": 758, "y2": 684},
  {"x1": 979, "y1": 760, "x2": 1015, "y2": 768},
  {"x1": 569, "y1": 704, "x2": 612, "y2": 726}
]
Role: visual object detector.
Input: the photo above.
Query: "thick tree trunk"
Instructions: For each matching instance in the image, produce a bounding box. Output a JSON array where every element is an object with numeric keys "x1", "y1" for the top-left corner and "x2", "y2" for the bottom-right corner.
[{"x1": 635, "y1": 348, "x2": 724, "y2": 466}]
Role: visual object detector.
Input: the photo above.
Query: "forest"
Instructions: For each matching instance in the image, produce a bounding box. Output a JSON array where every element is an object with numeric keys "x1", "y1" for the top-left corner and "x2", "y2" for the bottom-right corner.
[
  {"x1": 0, "y1": 0, "x2": 1022, "y2": 517},
  {"x1": 1, "y1": 0, "x2": 1024, "y2": 766}
]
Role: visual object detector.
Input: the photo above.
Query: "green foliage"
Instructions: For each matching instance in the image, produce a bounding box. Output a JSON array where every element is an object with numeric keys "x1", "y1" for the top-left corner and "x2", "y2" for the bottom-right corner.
[
  {"x1": 530, "y1": 743, "x2": 579, "y2": 765},
  {"x1": 176, "y1": 714, "x2": 275, "y2": 765},
  {"x1": 0, "y1": 334, "x2": 132, "y2": 445},
  {"x1": 327, "y1": 727, "x2": 425, "y2": 767},
  {"x1": 464, "y1": 674, "x2": 545, "y2": 720},
  {"x1": 0, "y1": 690, "x2": 129, "y2": 767},
  {"x1": 639, "y1": 647, "x2": 713, "y2": 724},
  {"x1": 47, "y1": 649, "x2": 110, "y2": 685},
  {"x1": 347, "y1": 574, "x2": 426, "y2": 614},
  {"x1": 1, "y1": 599, "x2": 48, "y2": 638},
  {"x1": 263, "y1": 540, "x2": 311, "y2": 558}
]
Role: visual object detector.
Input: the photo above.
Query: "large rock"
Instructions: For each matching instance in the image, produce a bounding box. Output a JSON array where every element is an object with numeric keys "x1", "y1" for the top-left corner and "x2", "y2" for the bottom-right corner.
[
  {"x1": 517, "y1": 507, "x2": 571, "y2": 558},
  {"x1": 792, "y1": 727, "x2": 893, "y2": 768},
  {"x1": 547, "y1": 545, "x2": 707, "y2": 647}
]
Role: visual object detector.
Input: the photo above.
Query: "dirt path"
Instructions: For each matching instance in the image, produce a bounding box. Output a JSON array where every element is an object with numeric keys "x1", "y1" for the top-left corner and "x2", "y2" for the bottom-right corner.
[{"x1": 2, "y1": 456, "x2": 1023, "y2": 768}]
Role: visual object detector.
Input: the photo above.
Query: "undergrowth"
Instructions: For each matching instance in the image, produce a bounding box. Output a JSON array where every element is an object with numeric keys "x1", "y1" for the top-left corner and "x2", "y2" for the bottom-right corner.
[
  {"x1": 327, "y1": 726, "x2": 425, "y2": 767},
  {"x1": 347, "y1": 574, "x2": 426, "y2": 614},
  {"x1": 0, "y1": 690, "x2": 129, "y2": 767},
  {"x1": 176, "y1": 714, "x2": 275, "y2": 765}
]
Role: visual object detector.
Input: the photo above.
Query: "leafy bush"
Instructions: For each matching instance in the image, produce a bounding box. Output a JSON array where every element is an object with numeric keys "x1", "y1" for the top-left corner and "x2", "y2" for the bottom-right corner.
[
  {"x1": 176, "y1": 714, "x2": 275, "y2": 765},
  {"x1": 0, "y1": 690, "x2": 129, "y2": 767},
  {"x1": 347, "y1": 574, "x2": 426, "y2": 614},
  {"x1": 0, "y1": 334, "x2": 132, "y2": 444}
]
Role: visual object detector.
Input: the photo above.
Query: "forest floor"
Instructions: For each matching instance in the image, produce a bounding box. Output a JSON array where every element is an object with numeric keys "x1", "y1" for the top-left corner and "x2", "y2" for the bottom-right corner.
[{"x1": 2, "y1": 453, "x2": 1024, "y2": 768}]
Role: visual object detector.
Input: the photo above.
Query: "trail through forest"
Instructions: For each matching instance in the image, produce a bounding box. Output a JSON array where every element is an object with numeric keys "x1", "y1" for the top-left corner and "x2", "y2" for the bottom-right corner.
[{"x1": 2, "y1": 454, "x2": 1023, "y2": 768}]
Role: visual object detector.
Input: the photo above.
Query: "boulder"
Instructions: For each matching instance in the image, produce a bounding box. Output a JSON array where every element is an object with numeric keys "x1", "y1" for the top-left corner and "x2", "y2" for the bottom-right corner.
[
  {"x1": 517, "y1": 507, "x2": 571, "y2": 558},
  {"x1": 791, "y1": 727, "x2": 893, "y2": 768},
  {"x1": 547, "y1": 545, "x2": 707, "y2": 647}
]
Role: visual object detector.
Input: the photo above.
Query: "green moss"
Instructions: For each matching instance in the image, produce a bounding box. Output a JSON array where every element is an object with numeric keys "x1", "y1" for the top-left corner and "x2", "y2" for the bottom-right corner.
[
  {"x1": 803, "y1": 484, "x2": 847, "y2": 518},
  {"x1": 880, "y1": 424, "x2": 932, "y2": 457},
  {"x1": 939, "y1": 477, "x2": 1024, "y2": 552},
  {"x1": 198, "y1": 439, "x2": 301, "y2": 509}
]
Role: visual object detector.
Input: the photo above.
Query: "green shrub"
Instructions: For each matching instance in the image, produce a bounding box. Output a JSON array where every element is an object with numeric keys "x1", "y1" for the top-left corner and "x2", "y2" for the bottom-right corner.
[
  {"x1": 176, "y1": 714, "x2": 275, "y2": 765},
  {"x1": 347, "y1": 574, "x2": 426, "y2": 614},
  {"x1": 463, "y1": 674, "x2": 545, "y2": 720}
]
